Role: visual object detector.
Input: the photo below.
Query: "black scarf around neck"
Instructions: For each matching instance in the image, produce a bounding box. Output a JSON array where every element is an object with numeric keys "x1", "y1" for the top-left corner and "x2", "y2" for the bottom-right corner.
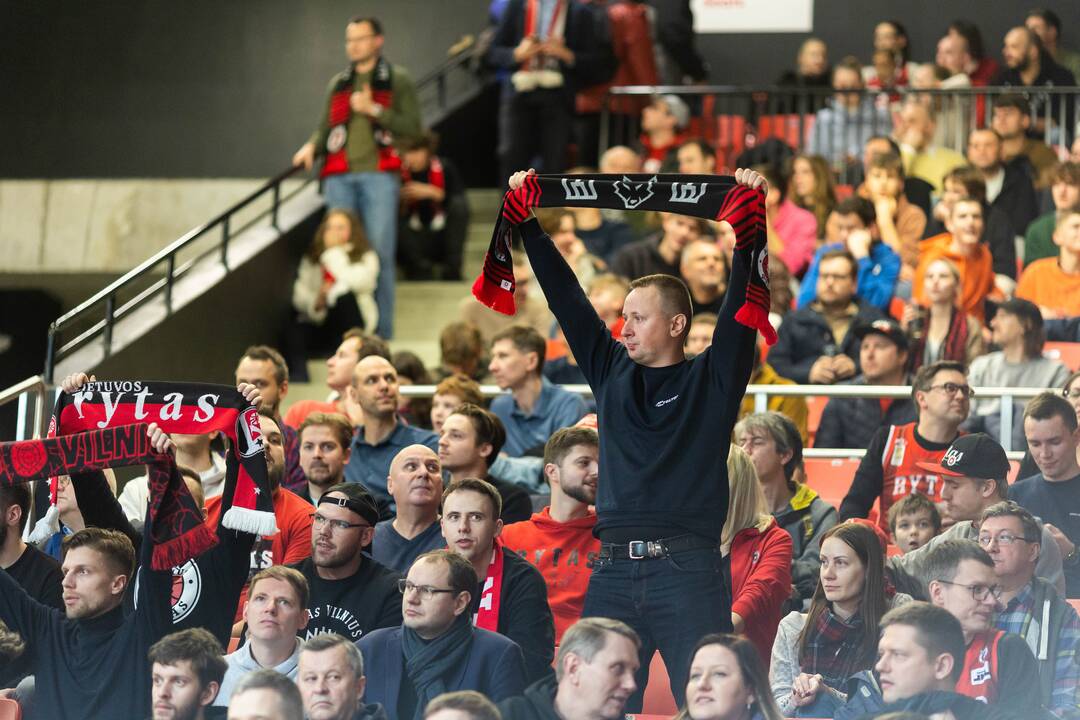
[{"x1": 401, "y1": 612, "x2": 475, "y2": 720}]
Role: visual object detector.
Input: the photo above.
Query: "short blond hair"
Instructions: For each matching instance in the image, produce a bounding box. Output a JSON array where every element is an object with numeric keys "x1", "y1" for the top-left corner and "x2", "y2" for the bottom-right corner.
[{"x1": 249, "y1": 566, "x2": 310, "y2": 611}]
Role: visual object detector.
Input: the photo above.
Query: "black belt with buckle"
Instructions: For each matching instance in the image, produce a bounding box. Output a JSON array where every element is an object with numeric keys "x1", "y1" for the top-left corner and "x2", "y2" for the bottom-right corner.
[{"x1": 599, "y1": 534, "x2": 717, "y2": 560}]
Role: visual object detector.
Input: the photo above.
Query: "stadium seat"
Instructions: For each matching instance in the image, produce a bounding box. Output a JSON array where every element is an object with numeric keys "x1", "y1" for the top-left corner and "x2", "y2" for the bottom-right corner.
[
  {"x1": 228, "y1": 636, "x2": 240, "y2": 654},
  {"x1": 0, "y1": 698, "x2": 21, "y2": 720},
  {"x1": 806, "y1": 395, "x2": 828, "y2": 444},
  {"x1": 757, "y1": 114, "x2": 814, "y2": 150},
  {"x1": 1044, "y1": 342, "x2": 1080, "y2": 371},
  {"x1": 1069, "y1": 599, "x2": 1080, "y2": 616},
  {"x1": 834, "y1": 184, "x2": 854, "y2": 201},
  {"x1": 802, "y1": 457, "x2": 861, "y2": 509},
  {"x1": 642, "y1": 651, "x2": 677, "y2": 716},
  {"x1": 715, "y1": 114, "x2": 747, "y2": 172},
  {"x1": 1007, "y1": 459, "x2": 1022, "y2": 484}
]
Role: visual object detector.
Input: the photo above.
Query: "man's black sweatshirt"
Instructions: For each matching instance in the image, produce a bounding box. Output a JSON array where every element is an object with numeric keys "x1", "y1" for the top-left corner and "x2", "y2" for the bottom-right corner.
[
  {"x1": 292, "y1": 555, "x2": 403, "y2": 642},
  {"x1": 520, "y1": 218, "x2": 757, "y2": 542},
  {"x1": 0, "y1": 493, "x2": 172, "y2": 720}
]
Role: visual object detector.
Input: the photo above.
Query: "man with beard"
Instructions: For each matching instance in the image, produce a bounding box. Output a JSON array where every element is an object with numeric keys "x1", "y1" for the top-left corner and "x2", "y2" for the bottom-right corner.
[
  {"x1": 205, "y1": 411, "x2": 314, "y2": 623},
  {"x1": 0, "y1": 427, "x2": 179, "y2": 719},
  {"x1": 997, "y1": 26, "x2": 1076, "y2": 139},
  {"x1": 290, "y1": 483, "x2": 401, "y2": 642},
  {"x1": 296, "y1": 413, "x2": 353, "y2": 505},
  {"x1": 372, "y1": 445, "x2": 446, "y2": 573},
  {"x1": 148, "y1": 628, "x2": 228, "y2": 720},
  {"x1": 501, "y1": 426, "x2": 600, "y2": 643}
]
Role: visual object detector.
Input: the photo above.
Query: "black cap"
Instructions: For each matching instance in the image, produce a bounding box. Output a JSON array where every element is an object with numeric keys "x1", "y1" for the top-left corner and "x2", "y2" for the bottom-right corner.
[
  {"x1": 854, "y1": 318, "x2": 909, "y2": 352},
  {"x1": 916, "y1": 433, "x2": 1010, "y2": 480},
  {"x1": 317, "y1": 483, "x2": 380, "y2": 526}
]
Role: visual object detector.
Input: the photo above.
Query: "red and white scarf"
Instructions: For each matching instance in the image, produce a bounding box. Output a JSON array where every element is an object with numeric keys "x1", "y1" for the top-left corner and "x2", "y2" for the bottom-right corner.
[
  {"x1": 322, "y1": 55, "x2": 401, "y2": 178},
  {"x1": 473, "y1": 538, "x2": 506, "y2": 631}
]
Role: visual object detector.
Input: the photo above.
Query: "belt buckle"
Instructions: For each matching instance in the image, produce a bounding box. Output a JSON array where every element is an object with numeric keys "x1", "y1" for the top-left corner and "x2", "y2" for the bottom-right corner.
[{"x1": 628, "y1": 540, "x2": 647, "y2": 560}]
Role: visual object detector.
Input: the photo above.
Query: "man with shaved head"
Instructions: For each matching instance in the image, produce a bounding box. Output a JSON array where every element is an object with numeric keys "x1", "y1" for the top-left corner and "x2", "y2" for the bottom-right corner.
[
  {"x1": 343, "y1": 355, "x2": 438, "y2": 510},
  {"x1": 290, "y1": 482, "x2": 402, "y2": 642},
  {"x1": 372, "y1": 444, "x2": 447, "y2": 573}
]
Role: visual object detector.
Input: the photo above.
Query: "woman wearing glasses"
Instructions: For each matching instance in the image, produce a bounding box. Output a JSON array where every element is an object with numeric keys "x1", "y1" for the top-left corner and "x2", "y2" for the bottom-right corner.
[{"x1": 769, "y1": 522, "x2": 912, "y2": 717}]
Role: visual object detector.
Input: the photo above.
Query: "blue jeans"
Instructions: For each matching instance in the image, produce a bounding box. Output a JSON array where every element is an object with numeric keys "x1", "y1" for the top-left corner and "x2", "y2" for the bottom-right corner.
[
  {"x1": 323, "y1": 171, "x2": 400, "y2": 338},
  {"x1": 582, "y1": 546, "x2": 732, "y2": 712}
]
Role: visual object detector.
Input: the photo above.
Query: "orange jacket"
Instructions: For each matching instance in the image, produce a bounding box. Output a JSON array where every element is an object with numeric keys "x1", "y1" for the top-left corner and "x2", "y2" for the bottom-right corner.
[
  {"x1": 500, "y1": 507, "x2": 599, "y2": 643},
  {"x1": 913, "y1": 233, "x2": 996, "y2": 323}
]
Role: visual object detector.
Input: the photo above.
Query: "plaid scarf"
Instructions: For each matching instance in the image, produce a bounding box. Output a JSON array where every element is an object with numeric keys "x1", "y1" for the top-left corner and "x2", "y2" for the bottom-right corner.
[
  {"x1": 799, "y1": 608, "x2": 871, "y2": 689},
  {"x1": 2, "y1": 424, "x2": 214, "y2": 570},
  {"x1": 472, "y1": 173, "x2": 775, "y2": 344}
]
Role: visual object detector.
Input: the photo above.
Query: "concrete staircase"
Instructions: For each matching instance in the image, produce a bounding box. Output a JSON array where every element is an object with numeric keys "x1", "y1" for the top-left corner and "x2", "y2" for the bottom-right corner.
[{"x1": 285, "y1": 188, "x2": 503, "y2": 405}]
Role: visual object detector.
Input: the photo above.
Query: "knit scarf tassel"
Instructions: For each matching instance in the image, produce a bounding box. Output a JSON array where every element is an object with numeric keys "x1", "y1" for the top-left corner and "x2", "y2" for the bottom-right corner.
[{"x1": 472, "y1": 173, "x2": 776, "y2": 345}]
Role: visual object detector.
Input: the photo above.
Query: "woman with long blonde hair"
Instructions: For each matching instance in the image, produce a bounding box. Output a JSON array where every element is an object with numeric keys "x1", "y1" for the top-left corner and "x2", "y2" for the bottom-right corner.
[
  {"x1": 721, "y1": 446, "x2": 793, "y2": 669},
  {"x1": 787, "y1": 155, "x2": 836, "y2": 235}
]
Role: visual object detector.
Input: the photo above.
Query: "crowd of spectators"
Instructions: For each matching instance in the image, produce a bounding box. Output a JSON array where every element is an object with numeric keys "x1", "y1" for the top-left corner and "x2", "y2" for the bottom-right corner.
[{"x1": 5, "y1": 5, "x2": 1080, "y2": 720}]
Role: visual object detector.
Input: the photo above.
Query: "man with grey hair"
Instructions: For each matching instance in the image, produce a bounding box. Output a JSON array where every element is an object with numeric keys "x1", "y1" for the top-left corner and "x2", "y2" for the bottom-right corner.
[
  {"x1": 227, "y1": 668, "x2": 304, "y2": 720},
  {"x1": 497, "y1": 617, "x2": 640, "y2": 720},
  {"x1": 923, "y1": 539, "x2": 1041, "y2": 715},
  {"x1": 298, "y1": 632, "x2": 386, "y2": 720},
  {"x1": 735, "y1": 411, "x2": 836, "y2": 604}
]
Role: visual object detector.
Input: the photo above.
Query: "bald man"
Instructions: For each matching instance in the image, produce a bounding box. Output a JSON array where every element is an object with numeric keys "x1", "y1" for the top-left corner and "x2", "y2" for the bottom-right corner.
[
  {"x1": 372, "y1": 444, "x2": 447, "y2": 573},
  {"x1": 290, "y1": 482, "x2": 403, "y2": 641},
  {"x1": 343, "y1": 356, "x2": 438, "y2": 509}
]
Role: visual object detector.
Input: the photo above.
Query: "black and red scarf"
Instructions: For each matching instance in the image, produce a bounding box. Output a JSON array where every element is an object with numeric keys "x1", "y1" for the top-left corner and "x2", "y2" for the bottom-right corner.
[
  {"x1": 322, "y1": 55, "x2": 401, "y2": 178},
  {"x1": 401, "y1": 156, "x2": 446, "y2": 223},
  {"x1": 2, "y1": 424, "x2": 214, "y2": 570},
  {"x1": 39, "y1": 382, "x2": 276, "y2": 542},
  {"x1": 908, "y1": 307, "x2": 970, "y2": 371},
  {"x1": 473, "y1": 173, "x2": 776, "y2": 344}
]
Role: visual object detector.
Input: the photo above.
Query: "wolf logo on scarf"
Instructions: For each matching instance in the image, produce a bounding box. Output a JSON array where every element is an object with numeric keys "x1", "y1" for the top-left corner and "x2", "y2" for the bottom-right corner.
[{"x1": 613, "y1": 175, "x2": 656, "y2": 209}]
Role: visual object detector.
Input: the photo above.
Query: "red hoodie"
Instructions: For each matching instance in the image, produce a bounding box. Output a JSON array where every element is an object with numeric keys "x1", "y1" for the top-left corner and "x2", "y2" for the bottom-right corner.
[
  {"x1": 729, "y1": 517, "x2": 793, "y2": 668},
  {"x1": 500, "y1": 507, "x2": 600, "y2": 643}
]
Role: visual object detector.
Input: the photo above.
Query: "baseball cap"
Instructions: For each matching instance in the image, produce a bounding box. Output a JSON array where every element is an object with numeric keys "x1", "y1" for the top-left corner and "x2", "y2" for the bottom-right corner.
[
  {"x1": 658, "y1": 94, "x2": 690, "y2": 129},
  {"x1": 916, "y1": 433, "x2": 1010, "y2": 480},
  {"x1": 854, "y1": 318, "x2": 909, "y2": 352},
  {"x1": 318, "y1": 483, "x2": 380, "y2": 526}
]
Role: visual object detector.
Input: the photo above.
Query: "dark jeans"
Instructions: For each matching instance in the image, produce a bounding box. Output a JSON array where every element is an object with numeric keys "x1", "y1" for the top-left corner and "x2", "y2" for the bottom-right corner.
[
  {"x1": 503, "y1": 88, "x2": 573, "y2": 182},
  {"x1": 396, "y1": 193, "x2": 470, "y2": 280},
  {"x1": 582, "y1": 545, "x2": 732, "y2": 712},
  {"x1": 282, "y1": 292, "x2": 365, "y2": 382}
]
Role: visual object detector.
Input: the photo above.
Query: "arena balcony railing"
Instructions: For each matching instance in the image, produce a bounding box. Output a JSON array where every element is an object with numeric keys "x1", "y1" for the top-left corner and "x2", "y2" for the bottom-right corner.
[{"x1": 599, "y1": 85, "x2": 1079, "y2": 183}]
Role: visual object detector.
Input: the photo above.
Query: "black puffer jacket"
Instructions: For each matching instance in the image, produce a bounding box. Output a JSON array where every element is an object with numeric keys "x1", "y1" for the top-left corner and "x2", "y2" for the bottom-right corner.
[
  {"x1": 768, "y1": 300, "x2": 887, "y2": 384},
  {"x1": 814, "y1": 375, "x2": 916, "y2": 449}
]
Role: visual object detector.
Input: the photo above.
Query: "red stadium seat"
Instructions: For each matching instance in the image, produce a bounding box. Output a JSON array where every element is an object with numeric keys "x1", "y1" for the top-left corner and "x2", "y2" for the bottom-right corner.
[
  {"x1": 642, "y1": 651, "x2": 678, "y2": 716},
  {"x1": 803, "y1": 457, "x2": 861, "y2": 509},
  {"x1": 806, "y1": 395, "x2": 828, "y2": 445},
  {"x1": 1007, "y1": 459, "x2": 1022, "y2": 485},
  {"x1": 1044, "y1": 342, "x2": 1080, "y2": 371},
  {"x1": 834, "y1": 184, "x2": 854, "y2": 201},
  {"x1": 0, "y1": 698, "x2": 21, "y2": 720},
  {"x1": 715, "y1": 115, "x2": 747, "y2": 172},
  {"x1": 1069, "y1": 599, "x2": 1080, "y2": 615},
  {"x1": 757, "y1": 114, "x2": 814, "y2": 150},
  {"x1": 228, "y1": 636, "x2": 240, "y2": 654}
]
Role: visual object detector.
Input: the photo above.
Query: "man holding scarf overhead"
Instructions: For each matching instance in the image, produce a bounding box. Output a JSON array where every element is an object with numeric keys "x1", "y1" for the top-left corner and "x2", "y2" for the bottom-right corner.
[
  {"x1": 292, "y1": 16, "x2": 421, "y2": 339},
  {"x1": 480, "y1": 167, "x2": 771, "y2": 711}
]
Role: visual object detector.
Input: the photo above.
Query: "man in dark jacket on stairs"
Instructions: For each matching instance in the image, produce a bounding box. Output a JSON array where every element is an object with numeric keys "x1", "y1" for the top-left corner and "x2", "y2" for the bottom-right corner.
[{"x1": 498, "y1": 617, "x2": 640, "y2": 720}]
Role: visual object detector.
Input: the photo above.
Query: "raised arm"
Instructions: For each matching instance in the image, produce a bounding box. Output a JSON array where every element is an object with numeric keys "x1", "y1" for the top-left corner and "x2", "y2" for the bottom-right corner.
[{"x1": 838, "y1": 427, "x2": 888, "y2": 520}]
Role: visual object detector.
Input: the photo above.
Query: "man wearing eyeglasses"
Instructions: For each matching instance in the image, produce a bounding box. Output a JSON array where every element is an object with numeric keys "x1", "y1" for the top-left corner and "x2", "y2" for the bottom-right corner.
[
  {"x1": 840, "y1": 360, "x2": 971, "y2": 534},
  {"x1": 981, "y1": 501, "x2": 1080, "y2": 720},
  {"x1": 1013, "y1": 392, "x2": 1080, "y2": 598},
  {"x1": 358, "y1": 549, "x2": 527, "y2": 719},
  {"x1": 924, "y1": 539, "x2": 1042, "y2": 715},
  {"x1": 289, "y1": 484, "x2": 402, "y2": 642},
  {"x1": 886, "y1": 432, "x2": 1065, "y2": 599}
]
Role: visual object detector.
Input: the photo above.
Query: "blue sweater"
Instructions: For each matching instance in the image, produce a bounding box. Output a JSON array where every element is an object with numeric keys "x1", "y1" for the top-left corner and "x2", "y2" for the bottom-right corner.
[
  {"x1": 797, "y1": 241, "x2": 901, "y2": 311},
  {"x1": 521, "y1": 218, "x2": 757, "y2": 541}
]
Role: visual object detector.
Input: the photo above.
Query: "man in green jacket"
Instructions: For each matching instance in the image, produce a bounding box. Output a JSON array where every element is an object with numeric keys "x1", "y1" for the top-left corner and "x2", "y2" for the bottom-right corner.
[{"x1": 293, "y1": 16, "x2": 422, "y2": 339}]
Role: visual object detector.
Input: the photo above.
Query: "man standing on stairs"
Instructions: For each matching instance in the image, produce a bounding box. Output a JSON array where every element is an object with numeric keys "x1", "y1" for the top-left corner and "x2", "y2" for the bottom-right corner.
[
  {"x1": 503, "y1": 167, "x2": 765, "y2": 712},
  {"x1": 292, "y1": 15, "x2": 422, "y2": 339}
]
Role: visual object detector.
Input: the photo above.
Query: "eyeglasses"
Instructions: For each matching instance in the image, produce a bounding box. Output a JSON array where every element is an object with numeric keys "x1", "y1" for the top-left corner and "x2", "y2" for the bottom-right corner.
[
  {"x1": 937, "y1": 580, "x2": 1002, "y2": 602},
  {"x1": 309, "y1": 513, "x2": 370, "y2": 533},
  {"x1": 397, "y1": 579, "x2": 457, "y2": 600},
  {"x1": 927, "y1": 383, "x2": 975, "y2": 398},
  {"x1": 1062, "y1": 388, "x2": 1080, "y2": 400},
  {"x1": 978, "y1": 531, "x2": 1031, "y2": 547}
]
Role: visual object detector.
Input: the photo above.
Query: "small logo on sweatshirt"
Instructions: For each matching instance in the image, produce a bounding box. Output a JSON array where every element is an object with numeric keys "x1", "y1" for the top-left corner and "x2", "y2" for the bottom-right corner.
[{"x1": 655, "y1": 395, "x2": 679, "y2": 408}]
